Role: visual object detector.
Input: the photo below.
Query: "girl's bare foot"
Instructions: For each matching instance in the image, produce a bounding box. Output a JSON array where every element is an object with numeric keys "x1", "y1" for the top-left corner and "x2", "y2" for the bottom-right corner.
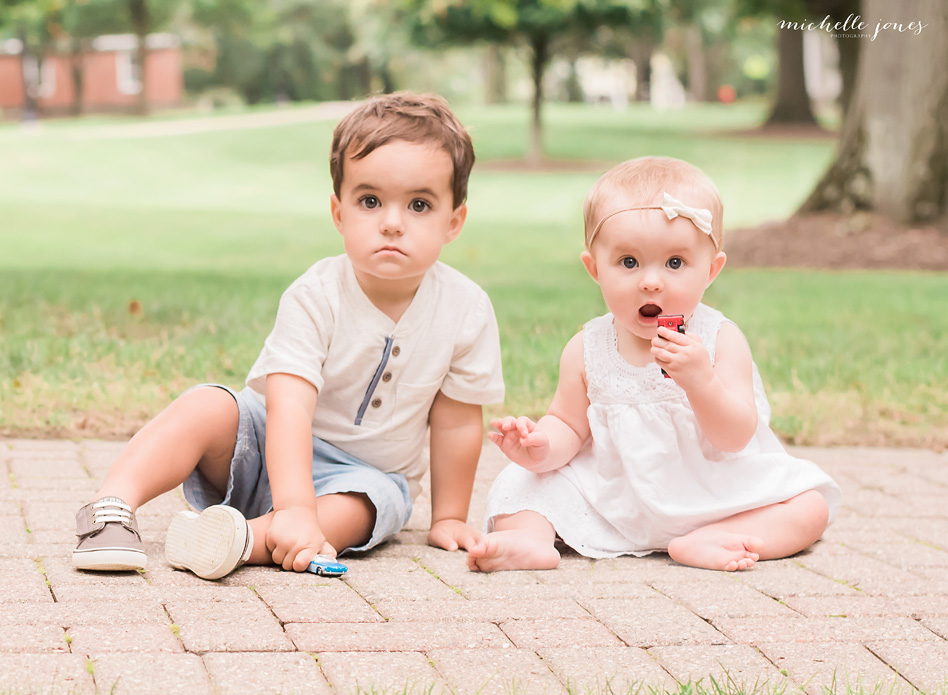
[
  {"x1": 667, "y1": 529, "x2": 764, "y2": 571},
  {"x1": 466, "y1": 530, "x2": 560, "y2": 572}
]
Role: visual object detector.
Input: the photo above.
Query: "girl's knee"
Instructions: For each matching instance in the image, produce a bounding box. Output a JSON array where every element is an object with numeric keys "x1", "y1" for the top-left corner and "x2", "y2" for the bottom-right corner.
[{"x1": 793, "y1": 490, "x2": 830, "y2": 537}]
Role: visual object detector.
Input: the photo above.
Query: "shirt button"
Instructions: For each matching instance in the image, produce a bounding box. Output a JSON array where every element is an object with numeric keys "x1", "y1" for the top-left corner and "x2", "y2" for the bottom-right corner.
[
  {"x1": 391, "y1": 346, "x2": 401, "y2": 357},
  {"x1": 382, "y1": 372, "x2": 392, "y2": 382},
  {"x1": 371, "y1": 398, "x2": 382, "y2": 408}
]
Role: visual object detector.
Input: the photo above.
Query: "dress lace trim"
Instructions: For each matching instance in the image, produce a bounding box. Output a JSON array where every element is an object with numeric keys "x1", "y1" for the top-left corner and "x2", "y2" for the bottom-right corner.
[{"x1": 583, "y1": 304, "x2": 724, "y2": 406}]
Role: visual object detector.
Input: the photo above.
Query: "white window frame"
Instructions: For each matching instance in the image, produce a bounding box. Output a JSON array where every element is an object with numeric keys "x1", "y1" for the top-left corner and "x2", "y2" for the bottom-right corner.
[
  {"x1": 116, "y1": 50, "x2": 142, "y2": 95},
  {"x1": 23, "y1": 56, "x2": 56, "y2": 99}
]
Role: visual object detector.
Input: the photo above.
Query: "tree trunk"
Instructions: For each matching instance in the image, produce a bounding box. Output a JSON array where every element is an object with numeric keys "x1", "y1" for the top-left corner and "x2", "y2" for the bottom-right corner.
[
  {"x1": 801, "y1": 0, "x2": 948, "y2": 225},
  {"x1": 685, "y1": 24, "x2": 708, "y2": 102},
  {"x1": 819, "y1": 0, "x2": 861, "y2": 117},
  {"x1": 834, "y1": 32, "x2": 859, "y2": 118},
  {"x1": 528, "y1": 33, "x2": 549, "y2": 166},
  {"x1": 484, "y1": 45, "x2": 507, "y2": 105},
  {"x1": 629, "y1": 40, "x2": 653, "y2": 102},
  {"x1": 70, "y1": 35, "x2": 84, "y2": 117},
  {"x1": 765, "y1": 28, "x2": 817, "y2": 125},
  {"x1": 128, "y1": 0, "x2": 150, "y2": 116},
  {"x1": 377, "y1": 62, "x2": 396, "y2": 94},
  {"x1": 17, "y1": 27, "x2": 40, "y2": 122}
]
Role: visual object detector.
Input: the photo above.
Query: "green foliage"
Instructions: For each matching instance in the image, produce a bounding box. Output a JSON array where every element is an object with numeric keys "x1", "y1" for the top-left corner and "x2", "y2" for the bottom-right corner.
[
  {"x1": 406, "y1": 0, "x2": 666, "y2": 48},
  {"x1": 193, "y1": 0, "x2": 368, "y2": 104}
]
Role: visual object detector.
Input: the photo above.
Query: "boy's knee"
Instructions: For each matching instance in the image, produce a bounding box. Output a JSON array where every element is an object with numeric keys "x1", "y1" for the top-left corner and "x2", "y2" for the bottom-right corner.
[{"x1": 179, "y1": 386, "x2": 239, "y2": 425}]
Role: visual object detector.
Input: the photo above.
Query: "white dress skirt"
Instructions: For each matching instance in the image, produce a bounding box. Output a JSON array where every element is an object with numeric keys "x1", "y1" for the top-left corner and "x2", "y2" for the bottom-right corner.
[{"x1": 484, "y1": 303, "x2": 842, "y2": 558}]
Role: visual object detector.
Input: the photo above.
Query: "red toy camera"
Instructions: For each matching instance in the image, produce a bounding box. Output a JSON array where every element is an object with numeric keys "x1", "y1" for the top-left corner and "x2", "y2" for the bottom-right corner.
[{"x1": 656, "y1": 314, "x2": 685, "y2": 378}]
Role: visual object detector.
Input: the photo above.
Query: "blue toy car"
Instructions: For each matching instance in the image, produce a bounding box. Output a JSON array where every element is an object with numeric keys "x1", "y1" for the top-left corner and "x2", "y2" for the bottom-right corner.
[{"x1": 306, "y1": 554, "x2": 348, "y2": 578}]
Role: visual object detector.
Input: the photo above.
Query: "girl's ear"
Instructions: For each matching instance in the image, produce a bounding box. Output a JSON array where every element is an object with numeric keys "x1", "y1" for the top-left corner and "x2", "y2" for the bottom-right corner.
[
  {"x1": 330, "y1": 194, "x2": 344, "y2": 233},
  {"x1": 581, "y1": 250, "x2": 600, "y2": 284},
  {"x1": 707, "y1": 251, "x2": 727, "y2": 287}
]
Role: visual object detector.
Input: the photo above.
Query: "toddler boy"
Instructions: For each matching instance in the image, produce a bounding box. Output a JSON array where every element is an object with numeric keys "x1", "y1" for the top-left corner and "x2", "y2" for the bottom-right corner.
[{"x1": 73, "y1": 92, "x2": 504, "y2": 578}]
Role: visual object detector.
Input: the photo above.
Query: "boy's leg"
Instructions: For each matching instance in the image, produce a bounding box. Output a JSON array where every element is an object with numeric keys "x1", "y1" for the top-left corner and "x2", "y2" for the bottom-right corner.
[
  {"x1": 74, "y1": 387, "x2": 239, "y2": 571},
  {"x1": 667, "y1": 490, "x2": 830, "y2": 572},
  {"x1": 244, "y1": 492, "x2": 376, "y2": 564},
  {"x1": 467, "y1": 510, "x2": 560, "y2": 572},
  {"x1": 96, "y1": 386, "x2": 239, "y2": 507},
  {"x1": 167, "y1": 432, "x2": 405, "y2": 578}
]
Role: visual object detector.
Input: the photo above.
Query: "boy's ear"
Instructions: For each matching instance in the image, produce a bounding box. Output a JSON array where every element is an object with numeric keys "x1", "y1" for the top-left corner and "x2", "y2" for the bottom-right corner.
[
  {"x1": 707, "y1": 251, "x2": 726, "y2": 286},
  {"x1": 330, "y1": 194, "x2": 343, "y2": 233},
  {"x1": 580, "y1": 250, "x2": 600, "y2": 284},
  {"x1": 445, "y1": 203, "x2": 467, "y2": 243}
]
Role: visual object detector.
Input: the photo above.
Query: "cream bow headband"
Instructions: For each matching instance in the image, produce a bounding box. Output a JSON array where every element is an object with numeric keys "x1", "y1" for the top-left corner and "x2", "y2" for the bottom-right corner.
[{"x1": 588, "y1": 192, "x2": 719, "y2": 251}]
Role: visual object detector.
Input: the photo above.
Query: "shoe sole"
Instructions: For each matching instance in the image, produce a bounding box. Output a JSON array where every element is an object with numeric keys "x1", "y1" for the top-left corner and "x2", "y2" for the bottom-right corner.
[
  {"x1": 165, "y1": 505, "x2": 248, "y2": 580},
  {"x1": 72, "y1": 547, "x2": 147, "y2": 571}
]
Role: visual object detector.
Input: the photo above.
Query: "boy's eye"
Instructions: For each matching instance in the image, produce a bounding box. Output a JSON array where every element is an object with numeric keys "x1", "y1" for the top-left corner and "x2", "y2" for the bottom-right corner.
[
  {"x1": 667, "y1": 257, "x2": 684, "y2": 270},
  {"x1": 409, "y1": 199, "x2": 430, "y2": 213},
  {"x1": 620, "y1": 257, "x2": 638, "y2": 269},
  {"x1": 360, "y1": 195, "x2": 380, "y2": 209}
]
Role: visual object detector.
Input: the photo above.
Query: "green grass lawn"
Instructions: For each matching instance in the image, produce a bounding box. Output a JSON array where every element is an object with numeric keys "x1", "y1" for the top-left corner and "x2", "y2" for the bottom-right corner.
[{"x1": 1, "y1": 101, "x2": 945, "y2": 447}]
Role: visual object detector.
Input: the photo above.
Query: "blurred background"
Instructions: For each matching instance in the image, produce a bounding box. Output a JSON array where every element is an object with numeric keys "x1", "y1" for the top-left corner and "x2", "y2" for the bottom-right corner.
[
  {"x1": 0, "y1": 0, "x2": 848, "y2": 129},
  {"x1": 0, "y1": 0, "x2": 945, "y2": 448}
]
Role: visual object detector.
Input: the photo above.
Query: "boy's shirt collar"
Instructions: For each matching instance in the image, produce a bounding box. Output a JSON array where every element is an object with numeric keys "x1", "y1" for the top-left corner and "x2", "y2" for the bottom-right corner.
[{"x1": 341, "y1": 255, "x2": 435, "y2": 334}]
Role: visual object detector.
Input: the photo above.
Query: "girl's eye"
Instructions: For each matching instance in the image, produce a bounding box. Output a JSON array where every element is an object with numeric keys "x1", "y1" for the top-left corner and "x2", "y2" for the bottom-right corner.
[
  {"x1": 409, "y1": 199, "x2": 430, "y2": 213},
  {"x1": 667, "y1": 257, "x2": 684, "y2": 270},
  {"x1": 620, "y1": 257, "x2": 638, "y2": 269},
  {"x1": 360, "y1": 195, "x2": 380, "y2": 209}
]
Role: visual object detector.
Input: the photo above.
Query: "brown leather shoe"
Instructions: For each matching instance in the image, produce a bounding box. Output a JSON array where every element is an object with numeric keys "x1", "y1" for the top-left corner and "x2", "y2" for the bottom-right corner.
[{"x1": 72, "y1": 497, "x2": 147, "y2": 571}]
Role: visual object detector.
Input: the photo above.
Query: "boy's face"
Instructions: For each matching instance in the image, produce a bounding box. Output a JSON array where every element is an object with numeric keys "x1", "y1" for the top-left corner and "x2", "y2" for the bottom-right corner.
[
  {"x1": 330, "y1": 140, "x2": 466, "y2": 290},
  {"x1": 581, "y1": 202, "x2": 726, "y2": 343}
]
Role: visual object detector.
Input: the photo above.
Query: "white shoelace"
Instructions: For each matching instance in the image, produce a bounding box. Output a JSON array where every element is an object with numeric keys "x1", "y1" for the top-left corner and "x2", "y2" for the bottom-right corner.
[{"x1": 92, "y1": 498, "x2": 133, "y2": 525}]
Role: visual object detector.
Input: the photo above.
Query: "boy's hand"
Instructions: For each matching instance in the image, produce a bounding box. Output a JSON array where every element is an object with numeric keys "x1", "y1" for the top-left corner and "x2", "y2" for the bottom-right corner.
[
  {"x1": 488, "y1": 416, "x2": 551, "y2": 471},
  {"x1": 428, "y1": 518, "x2": 481, "y2": 552},
  {"x1": 652, "y1": 326, "x2": 714, "y2": 391},
  {"x1": 266, "y1": 506, "x2": 336, "y2": 572}
]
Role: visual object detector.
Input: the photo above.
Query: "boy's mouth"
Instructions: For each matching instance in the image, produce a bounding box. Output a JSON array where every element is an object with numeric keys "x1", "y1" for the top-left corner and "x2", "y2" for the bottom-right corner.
[{"x1": 639, "y1": 303, "x2": 662, "y2": 319}]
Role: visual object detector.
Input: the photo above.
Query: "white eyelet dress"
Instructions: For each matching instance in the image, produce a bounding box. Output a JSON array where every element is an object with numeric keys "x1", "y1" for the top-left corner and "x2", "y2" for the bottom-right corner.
[{"x1": 484, "y1": 303, "x2": 842, "y2": 558}]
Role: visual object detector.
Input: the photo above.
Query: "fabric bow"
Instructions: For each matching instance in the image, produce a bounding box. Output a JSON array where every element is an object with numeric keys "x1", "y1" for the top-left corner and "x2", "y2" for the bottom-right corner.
[
  {"x1": 588, "y1": 191, "x2": 719, "y2": 250},
  {"x1": 658, "y1": 192, "x2": 714, "y2": 237}
]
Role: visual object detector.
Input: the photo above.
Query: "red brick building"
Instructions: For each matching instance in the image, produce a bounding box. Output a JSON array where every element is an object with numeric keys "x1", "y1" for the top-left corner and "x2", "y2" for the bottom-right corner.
[{"x1": 0, "y1": 33, "x2": 182, "y2": 117}]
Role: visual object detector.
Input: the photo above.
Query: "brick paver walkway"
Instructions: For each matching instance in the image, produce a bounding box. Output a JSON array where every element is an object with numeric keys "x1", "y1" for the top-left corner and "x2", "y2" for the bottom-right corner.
[{"x1": 1, "y1": 439, "x2": 947, "y2": 694}]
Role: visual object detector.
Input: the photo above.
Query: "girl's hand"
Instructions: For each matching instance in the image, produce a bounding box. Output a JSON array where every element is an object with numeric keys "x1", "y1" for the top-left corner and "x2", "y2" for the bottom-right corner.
[
  {"x1": 652, "y1": 326, "x2": 715, "y2": 391},
  {"x1": 488, "y1": 416, "x2": 551, "y2": 471}
]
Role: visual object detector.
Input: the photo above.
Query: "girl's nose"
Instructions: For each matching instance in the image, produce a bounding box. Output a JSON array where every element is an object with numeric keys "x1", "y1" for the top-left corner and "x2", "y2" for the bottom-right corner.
[{"x1": 640, "y1": 268, "x2": 662, "y2": 291}]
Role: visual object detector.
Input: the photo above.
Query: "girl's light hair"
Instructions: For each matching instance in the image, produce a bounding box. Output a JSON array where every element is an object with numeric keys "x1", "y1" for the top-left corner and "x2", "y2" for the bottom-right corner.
[{"x1": 583, "y1": 156, "x2": 724, "y2": 250}]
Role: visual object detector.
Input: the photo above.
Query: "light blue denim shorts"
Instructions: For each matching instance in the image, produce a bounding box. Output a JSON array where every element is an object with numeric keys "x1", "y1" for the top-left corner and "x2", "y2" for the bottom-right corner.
[{"x1": 182, "y1": 384, "x2": 413, "y2": 554}]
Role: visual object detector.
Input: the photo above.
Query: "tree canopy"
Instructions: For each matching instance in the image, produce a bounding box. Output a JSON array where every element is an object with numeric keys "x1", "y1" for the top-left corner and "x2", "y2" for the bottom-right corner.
[{"x1": 405, "y1": 0, "x2": 667, "y2": 163}]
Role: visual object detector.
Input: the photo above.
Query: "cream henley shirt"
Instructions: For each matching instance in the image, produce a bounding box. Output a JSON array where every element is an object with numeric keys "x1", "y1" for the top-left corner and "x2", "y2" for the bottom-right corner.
[{"x1": 246, "y1": 254, "x2": 505, "y2": 498}]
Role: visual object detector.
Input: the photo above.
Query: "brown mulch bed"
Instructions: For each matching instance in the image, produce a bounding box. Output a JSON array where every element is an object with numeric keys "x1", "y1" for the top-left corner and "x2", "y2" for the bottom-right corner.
[
  {"x1": 479, "y1": 156, "x2": 947, "y2": 271},
  {"x1": 726, "y1": 212, "x2": 948, "y2": 271}
]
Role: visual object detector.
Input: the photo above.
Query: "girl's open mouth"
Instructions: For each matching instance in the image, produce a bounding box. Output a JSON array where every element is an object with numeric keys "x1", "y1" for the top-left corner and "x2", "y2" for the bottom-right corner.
[{"x1": 639, "y1": 303, "x2": 662, "y2": 319}]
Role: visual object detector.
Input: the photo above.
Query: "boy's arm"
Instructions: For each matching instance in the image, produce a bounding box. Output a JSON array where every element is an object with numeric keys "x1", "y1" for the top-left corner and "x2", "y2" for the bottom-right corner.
[
  {"x1": 264, "y1": 373, "x2": 334, "y2": 570},
  {"x1": 426, "y1": 391, "x2": 483, "y2": 552}
]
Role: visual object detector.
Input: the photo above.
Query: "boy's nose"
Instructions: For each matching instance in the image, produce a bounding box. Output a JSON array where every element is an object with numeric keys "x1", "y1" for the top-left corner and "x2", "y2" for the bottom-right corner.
[{"x1": 380, "y1": 208, "x2": 404, "y2": 235}]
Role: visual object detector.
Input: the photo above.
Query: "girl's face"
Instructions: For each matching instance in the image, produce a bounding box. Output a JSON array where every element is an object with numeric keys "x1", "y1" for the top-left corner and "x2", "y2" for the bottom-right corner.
[{"x1": 581, "y1": 205, "x2": 726, "y2": 344}]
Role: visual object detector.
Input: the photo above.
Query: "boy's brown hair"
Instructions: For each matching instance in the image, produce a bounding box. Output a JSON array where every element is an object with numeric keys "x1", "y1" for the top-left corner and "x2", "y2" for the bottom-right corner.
[{"x1": 330, "y1": 92, "x2": 475, "y2": 209}]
